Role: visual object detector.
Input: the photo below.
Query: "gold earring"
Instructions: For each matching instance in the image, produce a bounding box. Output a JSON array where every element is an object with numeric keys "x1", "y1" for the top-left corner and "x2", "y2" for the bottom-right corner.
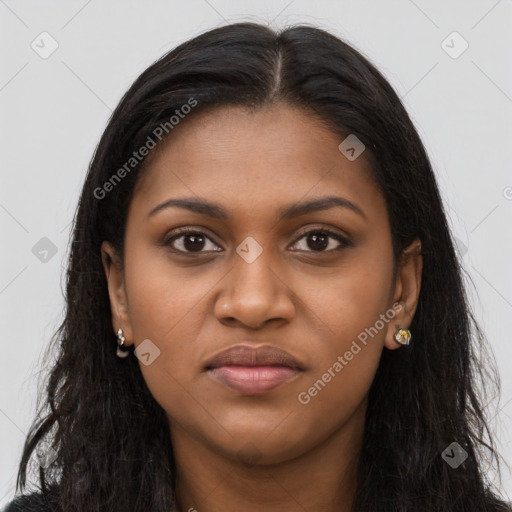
[
  {"x1": 394, "y1": 327, "x2": 411, "y2": 346},
  {"x1": 116, "y1": 328, "x2": 130, "y2": 358}
]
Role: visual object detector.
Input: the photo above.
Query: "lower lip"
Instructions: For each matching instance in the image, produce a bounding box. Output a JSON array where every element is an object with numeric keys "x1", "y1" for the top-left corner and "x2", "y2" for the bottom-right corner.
[{"x1": 207, "y1": 365, "x2": 300, "y2": 394}]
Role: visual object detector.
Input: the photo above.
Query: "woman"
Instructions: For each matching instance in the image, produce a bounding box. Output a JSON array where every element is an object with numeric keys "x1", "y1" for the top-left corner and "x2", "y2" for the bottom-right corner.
[{"x1": 4, "y1": 22, "x2": 510, "y2": 512}]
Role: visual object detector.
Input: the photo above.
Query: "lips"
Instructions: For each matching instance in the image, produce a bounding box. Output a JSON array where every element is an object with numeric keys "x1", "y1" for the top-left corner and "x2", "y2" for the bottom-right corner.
[
  {"x1": 205, "y1": 345, "x2": 303, "y2": 370},
  {"x1": 205, "y1": 344, "x2": 304, "y2": 395}
]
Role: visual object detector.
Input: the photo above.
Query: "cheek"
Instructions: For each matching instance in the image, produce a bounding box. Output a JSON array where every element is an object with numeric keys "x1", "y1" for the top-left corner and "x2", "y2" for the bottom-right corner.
[
  {"x1": 123, "y1": 241, "x2": 214, "y2": 343},
  {"x1": 122, "y1": 247, "x2": 213, "y2": 407},
  {"x1": 293, "y1": 245, "x2": 394, "y2": 407},
  {"x1": 302, "y1": 247, "x2": 394, "y2": 349}
]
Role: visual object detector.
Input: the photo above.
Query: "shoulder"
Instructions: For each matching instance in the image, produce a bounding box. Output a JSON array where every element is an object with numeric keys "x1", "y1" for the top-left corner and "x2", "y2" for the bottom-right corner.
[{"x1": 2, "y1": 492, "x2": 60, "y2": 512}]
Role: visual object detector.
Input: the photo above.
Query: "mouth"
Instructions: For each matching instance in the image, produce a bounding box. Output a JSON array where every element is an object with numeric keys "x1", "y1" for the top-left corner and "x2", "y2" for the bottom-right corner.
[{"x1": 204, "y1": 344, "x2": 304, "y2": 395}]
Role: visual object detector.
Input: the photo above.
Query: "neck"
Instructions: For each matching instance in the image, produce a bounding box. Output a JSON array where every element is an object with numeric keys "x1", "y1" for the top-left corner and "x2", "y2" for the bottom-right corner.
[{"x1": 170, "y1": 402, "x2": 365, "y2": 512}]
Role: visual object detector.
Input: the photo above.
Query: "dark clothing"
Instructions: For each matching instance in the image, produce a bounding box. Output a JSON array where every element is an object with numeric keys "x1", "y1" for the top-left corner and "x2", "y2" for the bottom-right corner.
[
  {"x1": 3, "y1": 493, "x2": 59, "y2": 512},
  {"x1": 4, "y1": 492, "x2": 511, "y2": 511}
]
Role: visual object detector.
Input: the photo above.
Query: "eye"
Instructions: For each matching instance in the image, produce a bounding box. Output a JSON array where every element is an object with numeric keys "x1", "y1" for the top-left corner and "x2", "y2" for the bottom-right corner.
[
  {"x1": 163, "y1": 228, "x2": 222, "y2": 254},
  {"x1": 162, "y1": 227, "x2": 351, "y2": 255},
  {"x1": 289, "y1": 228, "x2": 351, "y2": 253}
]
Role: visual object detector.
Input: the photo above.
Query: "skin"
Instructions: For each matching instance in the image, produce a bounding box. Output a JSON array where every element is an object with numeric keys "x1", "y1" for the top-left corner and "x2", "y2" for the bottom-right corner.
[{"x1": 101, "y1": 102, "x2": 422, "y2": 512}]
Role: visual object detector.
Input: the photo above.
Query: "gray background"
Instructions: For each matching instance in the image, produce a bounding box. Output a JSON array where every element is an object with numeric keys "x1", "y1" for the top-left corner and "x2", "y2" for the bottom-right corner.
[{"x1": 1, "y1": 0, "x2": 511, "y2": 506}]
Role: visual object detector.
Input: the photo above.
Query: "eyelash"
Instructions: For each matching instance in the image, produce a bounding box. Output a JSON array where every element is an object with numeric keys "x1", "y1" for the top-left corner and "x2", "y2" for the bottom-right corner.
[{"x1": 162, "y1": 227, "x2": 352, "y2": 255}]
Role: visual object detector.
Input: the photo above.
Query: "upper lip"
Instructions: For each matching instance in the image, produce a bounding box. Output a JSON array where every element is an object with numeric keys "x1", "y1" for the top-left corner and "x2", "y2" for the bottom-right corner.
[{"x1": 205, "y1": 344, "x2": 304, "y2": 371}]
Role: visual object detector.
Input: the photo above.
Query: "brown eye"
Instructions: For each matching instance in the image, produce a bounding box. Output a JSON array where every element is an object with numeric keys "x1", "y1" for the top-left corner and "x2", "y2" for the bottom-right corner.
[
  {"x1": 290, "y1": 229, "x2": 351, "y2": 253},
  {"x1": 165, "y1": 230, "x2": 222, "y2": 254}
]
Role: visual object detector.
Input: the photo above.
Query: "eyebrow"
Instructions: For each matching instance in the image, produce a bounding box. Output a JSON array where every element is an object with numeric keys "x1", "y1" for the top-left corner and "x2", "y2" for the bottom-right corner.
[{"x1": 147, "y1": 195, "x2": 367, "y2": 221}]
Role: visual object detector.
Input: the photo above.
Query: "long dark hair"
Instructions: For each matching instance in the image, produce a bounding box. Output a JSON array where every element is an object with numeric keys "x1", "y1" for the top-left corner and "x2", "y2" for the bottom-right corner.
[{"x1": 13, "y1": 22, "x2": 510, "y2": 511}]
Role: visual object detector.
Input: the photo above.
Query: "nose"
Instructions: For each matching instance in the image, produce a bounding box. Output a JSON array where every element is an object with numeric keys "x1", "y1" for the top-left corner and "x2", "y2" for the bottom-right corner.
[{"x1": 213, "y1": 244, "x2": 296, "y2": 330}]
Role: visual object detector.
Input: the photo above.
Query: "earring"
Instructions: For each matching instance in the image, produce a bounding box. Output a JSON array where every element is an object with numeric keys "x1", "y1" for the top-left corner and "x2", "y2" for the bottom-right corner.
[
  {"x1": 116, "y1": 328, "x2": 131, "y2": 358},
  {"x1": 394, "y1": 327, "x2": 411, "y2": 346}
]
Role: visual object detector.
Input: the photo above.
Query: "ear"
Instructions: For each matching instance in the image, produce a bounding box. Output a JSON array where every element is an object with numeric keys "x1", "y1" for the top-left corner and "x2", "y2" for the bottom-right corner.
[
  {"x1": 100, "y1": 241, "x2": 133, "y2": 347},
  {"x1": 385, "y1": 238, "x2": 423, "y2": 350}
]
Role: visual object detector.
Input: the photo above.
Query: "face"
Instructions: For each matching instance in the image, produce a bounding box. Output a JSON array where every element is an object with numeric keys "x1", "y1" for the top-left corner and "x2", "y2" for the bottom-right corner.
[{"x1": 102, "y1": 102, "x2": 422, "y2": 466}]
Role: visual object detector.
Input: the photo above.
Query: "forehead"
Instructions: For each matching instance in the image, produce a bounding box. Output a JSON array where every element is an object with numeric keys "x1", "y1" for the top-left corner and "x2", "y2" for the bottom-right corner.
[{"x1": 130, "y1": 103, "x2": 385, "y2": 224}]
